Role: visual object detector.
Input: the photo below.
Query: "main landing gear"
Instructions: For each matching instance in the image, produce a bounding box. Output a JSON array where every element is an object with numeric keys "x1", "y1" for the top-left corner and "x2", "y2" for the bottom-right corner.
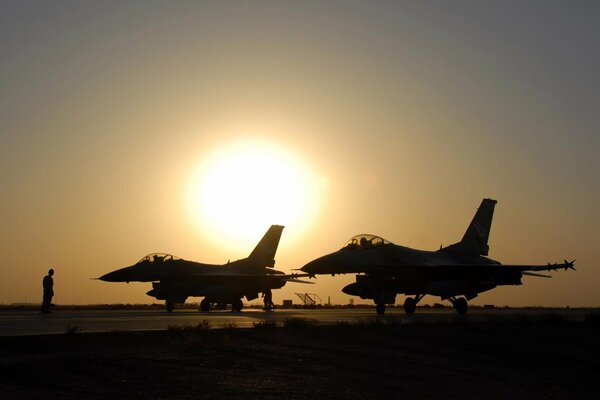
[
  {"x1": 199, "y1": 298, "x2": 244, "y2": 312},
  {"x1": 374, "y1": 292, "x2": 397, "y2": 315},
  {"x1": 401, "y1": 295, "x2": 469, "y2": 315},
  {"x1": 231, "y1": 298, "x2": 243, "y2": 313},
  {"x1": 200, "y1": 298, "x2": 210, "y2": 312},
  {"x1": 164, "y1": 296, "x2": 187, "y2": 312},
  {"x1": 403, "y1": 294, "x2": 425, "y2": 314},
  {"x1": 449, "y1": 297, "x2": 468, "y2": 315}
]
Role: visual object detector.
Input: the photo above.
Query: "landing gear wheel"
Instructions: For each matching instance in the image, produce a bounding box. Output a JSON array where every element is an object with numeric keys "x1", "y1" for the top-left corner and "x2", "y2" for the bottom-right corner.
[
  {"x1": 165, "y1": 301, "x2": 174, "y2": 313},
  {"x1": 200, "y1": 298, "x2": 210, "y2": 312},
  {"x1": 454, "y1": 297, "x2": 468, "y2": 315},
  {"x1": 403, "y1": 297, "x2": 417, "y2": 314},
  {"x1": 231, "y1": 299, "x2": 243, "y2": 312},
  {"x1": 376, "y1": 303, "x2": 386, "y2": 315}
]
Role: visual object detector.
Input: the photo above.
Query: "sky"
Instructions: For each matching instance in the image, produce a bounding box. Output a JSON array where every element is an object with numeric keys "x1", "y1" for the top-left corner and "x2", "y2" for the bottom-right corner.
[{"x1": 1, "y1": 0, "x2": 599, "y2": 307}]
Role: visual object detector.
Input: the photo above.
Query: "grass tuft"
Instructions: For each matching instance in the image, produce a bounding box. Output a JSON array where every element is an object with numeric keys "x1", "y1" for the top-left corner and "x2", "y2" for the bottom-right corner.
[
  {"x1": 354, "y1": 318, "x2": 392, "y2": 327},
  {"x1": 221, "y1": 322, "x2": 239, "y2": 329},
  {"x1": 282, "y1": 318, "x2": 317, "y2": 329},
  {"x1": 65, "y1": 325, "x2": 82, "y2": 335},
  {"x1": 168, "y1": 320, "x2": 211, "y2": 332},
  {"x1": 253, "y1": 320, "x2": 280, "y2": 329}
]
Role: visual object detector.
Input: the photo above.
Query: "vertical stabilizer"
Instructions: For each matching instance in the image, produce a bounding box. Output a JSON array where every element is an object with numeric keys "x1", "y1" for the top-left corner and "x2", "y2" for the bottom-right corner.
[
  {"x1": 248, "y1": 225, "x2": 284, "y2": 267},
  {"x1": 441, "y1": 199, "x2": 497, "y2": 256}
]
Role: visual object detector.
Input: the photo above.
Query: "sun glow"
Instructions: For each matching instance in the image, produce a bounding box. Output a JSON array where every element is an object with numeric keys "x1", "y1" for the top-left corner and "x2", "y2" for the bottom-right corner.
[{"x1": 187, "y1": 141, "x2": 321, "y2": 249}]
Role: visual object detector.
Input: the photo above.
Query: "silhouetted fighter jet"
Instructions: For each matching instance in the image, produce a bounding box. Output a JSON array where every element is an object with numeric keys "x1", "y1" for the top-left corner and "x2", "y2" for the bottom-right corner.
[
  {"x1": 301, "y1": 199, "x2": 575, "y2": 315},
  {"x1": 100, "y1": 225, "x2": 310, "y2": 312}
]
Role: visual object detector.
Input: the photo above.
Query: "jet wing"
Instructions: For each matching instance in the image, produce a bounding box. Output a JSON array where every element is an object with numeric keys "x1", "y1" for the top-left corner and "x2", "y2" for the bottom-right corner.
[
  {"x1": 161, "y1": 273, "x2": 315, "y2": 283},
  {"x1": 361, "y1": 260, "x2": 575, "y2": 277},
  {"x1": 470, "y1": 260, "x2": 576, "y2": 274}
]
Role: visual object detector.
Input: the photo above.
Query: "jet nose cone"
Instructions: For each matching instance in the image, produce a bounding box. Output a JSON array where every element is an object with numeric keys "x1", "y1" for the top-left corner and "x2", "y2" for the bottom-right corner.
[
  {"x1": 300, "y1": 259, "x2": 320, "y2": 274},
  {"x1": 301, "y1": 252, "x2": 342, "y2": 275},
  {"x1": 98, "y1": 270, "x2": 121, "y2": 282},
  {"x1": 99, "y1": 266, "x2": 136, "y2": 282}
]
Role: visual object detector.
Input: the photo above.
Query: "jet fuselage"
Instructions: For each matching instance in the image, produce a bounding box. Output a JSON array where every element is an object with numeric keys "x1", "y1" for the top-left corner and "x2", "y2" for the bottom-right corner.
[
  {"x1": 301, "y1": 240, "x2": 517, "y2": 301},
  {"x1": 98, "y1": 225, "x2": 299, "y2": 312},
  {"x1": 100, "y1": 253, "x2": 287, "y2": 303},
  {"x1": 299, "y1": 199, "x2": 574, "y2": 315}
]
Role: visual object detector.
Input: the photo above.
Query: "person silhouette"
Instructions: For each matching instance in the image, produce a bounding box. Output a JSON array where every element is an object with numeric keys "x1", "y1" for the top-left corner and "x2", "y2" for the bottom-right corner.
[
  {"x1": 41, "y1": 268, "x2": 54, "y2": 314},
  {"x1": 263, "y1": 289, "x2": 274, "y2": 311}
]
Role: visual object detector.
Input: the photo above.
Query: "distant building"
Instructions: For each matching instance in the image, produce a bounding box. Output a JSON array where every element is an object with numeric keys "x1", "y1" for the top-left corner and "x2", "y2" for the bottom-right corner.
[{"x1": 282, "y1": 300, "x2": 293, "y2": 308}]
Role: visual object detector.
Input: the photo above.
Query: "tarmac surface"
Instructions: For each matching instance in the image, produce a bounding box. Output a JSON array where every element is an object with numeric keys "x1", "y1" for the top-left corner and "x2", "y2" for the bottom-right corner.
[
  {"x1": 2, "y1": 307, "x2": 599, "y2": 399},
  {"x1": 0, "y1": 306, "x2": 590, "y2": 336}
]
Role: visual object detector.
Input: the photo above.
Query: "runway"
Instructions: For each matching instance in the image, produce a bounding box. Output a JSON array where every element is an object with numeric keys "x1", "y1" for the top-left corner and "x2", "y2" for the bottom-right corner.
[{"x1": 0, "y1": 306, "x2": 590, "y2": 336}]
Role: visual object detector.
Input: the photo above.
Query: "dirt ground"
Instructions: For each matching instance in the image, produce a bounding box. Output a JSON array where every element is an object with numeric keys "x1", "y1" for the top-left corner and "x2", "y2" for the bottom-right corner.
[{"x1": 1, "y1": 319, "x2": 599, "y2": 400}]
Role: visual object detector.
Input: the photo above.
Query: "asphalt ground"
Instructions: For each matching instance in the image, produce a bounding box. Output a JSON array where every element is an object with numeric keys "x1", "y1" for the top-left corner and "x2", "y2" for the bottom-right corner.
[
  {"x1": 0, "y1": 306, "x2": 592, "y2": 336},
  {"x1": 1, "y1": 312, "x2": 600, "y2": 400}
]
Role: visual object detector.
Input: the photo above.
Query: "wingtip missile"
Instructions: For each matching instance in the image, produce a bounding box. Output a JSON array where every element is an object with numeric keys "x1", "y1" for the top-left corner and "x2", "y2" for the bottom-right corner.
[
  {"x1": 283, "y1": 273, "x2": 315, "y2": 284},
  {"x1": 547, "y1": 260, "x2": 575, "y2": 272},
  {"x1": 547, "y1": 262, "x2": 558, "y2": 271},
  {"x1": 291, "y1": 270, "x2": 316, "y2": 279},
  {"x1": 564, "y1": 259, "x2": 576, "y2": 271}
]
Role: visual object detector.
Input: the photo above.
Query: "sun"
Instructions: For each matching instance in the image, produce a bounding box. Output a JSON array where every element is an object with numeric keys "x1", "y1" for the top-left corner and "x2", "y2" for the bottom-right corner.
[{"x1": 187, "y1": 141, "x2": 320, "y2": 249}]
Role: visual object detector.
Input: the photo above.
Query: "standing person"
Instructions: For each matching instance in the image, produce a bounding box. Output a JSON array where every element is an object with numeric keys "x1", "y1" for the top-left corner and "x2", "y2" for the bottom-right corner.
[
  {"x1": 41, "y1": 268, "x2": 54, "y2": 314},
  {"x1": 263, "y1": 288, "x2": 274, "y2": 311}
]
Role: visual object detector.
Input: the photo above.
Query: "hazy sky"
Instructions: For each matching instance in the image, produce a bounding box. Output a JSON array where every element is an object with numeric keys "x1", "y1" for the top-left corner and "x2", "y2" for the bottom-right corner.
[{"x1": 1, "y1": 1, "x2": 599, "y2": 307}]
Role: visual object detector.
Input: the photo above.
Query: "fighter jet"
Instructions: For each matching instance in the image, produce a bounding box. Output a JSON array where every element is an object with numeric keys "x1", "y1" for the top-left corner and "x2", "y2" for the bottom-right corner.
[
  {"x1": 301, "y1": 199, "x2": 575, "y2": 315},
  {"x1": 99, "y1": 225, "x2": 310, "y2": 312}
]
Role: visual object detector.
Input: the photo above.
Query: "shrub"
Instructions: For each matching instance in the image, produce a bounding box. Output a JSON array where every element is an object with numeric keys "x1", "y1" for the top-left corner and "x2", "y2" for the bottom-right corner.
[
  {"x1": 168, "y1": 320, "x2": 211, "y2": 332},
  {"x1": 253, "y1": 320, "x2": 280, "y2": 329},
  {"x1": 221, "y1": 322, "x2": 239, "y2": 329}
]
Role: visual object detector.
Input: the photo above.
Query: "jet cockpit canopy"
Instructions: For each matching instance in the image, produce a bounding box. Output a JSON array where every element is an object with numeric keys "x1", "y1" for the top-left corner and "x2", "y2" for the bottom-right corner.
[
  {"x1": 343, "y1": 234, "x2": 392, "y2": 250},
  {"x1": 137, "y1": 253, "x2": 181, "y2": 264}
]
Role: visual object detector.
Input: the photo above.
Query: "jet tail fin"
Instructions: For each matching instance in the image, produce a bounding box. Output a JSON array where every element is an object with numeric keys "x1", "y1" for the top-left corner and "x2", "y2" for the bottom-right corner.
[
  {"x1": 441, "y1": 198, "x2": 497, "y2": 256},
  {"x1": 247, "y1": 225, "x2": 284, "y2": 268}
]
